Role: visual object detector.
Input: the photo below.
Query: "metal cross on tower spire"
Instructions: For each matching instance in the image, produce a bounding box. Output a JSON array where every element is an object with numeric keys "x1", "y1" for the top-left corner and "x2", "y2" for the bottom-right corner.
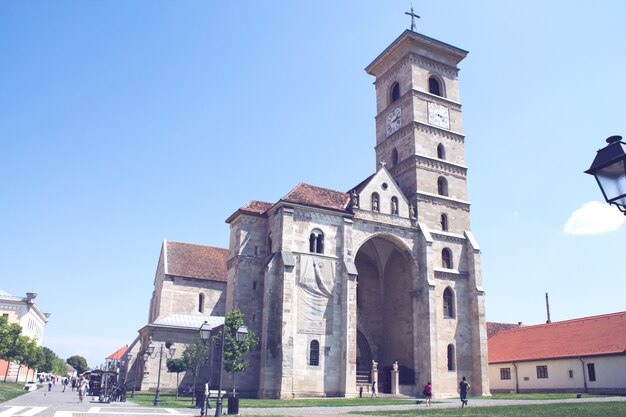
[{"x1": 405, "y1": 4, "x2": 420, "y2": 32}]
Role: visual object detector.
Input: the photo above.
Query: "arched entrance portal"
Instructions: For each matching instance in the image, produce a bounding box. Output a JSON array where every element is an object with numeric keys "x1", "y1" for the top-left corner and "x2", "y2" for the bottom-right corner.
[{"x1": 355, "y1": 236, "x2": 415, "y2": 392}]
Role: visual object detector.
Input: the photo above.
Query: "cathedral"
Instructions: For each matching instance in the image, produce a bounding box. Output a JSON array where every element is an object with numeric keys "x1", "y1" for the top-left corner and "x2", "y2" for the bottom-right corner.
[{"x1": 130, "y1": 28, "x2": 490, "y2": 399}]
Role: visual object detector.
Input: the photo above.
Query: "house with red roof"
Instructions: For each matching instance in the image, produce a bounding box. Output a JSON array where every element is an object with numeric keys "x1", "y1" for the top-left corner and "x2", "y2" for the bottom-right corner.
[
  {"x1": 488, "y1": 312, "x2": 626, "y2": 395},
  {"x1": 105, "y1": 345, "x2": 128, "y2": 371}
]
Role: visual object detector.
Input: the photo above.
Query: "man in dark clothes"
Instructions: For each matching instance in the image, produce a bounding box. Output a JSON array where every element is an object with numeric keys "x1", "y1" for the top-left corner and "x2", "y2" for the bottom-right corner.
[{"x1": 459, "y1": 376, "x2": 470, "y2": 407}]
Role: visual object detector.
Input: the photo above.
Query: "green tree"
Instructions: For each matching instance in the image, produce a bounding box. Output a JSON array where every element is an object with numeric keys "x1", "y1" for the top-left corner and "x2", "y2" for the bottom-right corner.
[
  {"x1": 212, "y1": 310, "x2": 258, "y2": 394},
  {"x1": 2, "y1": 323, "x2": 24, "y2": 382},
  {"x1": 166, "y1": 358, "x2": 187, "y2": 400},
  {"x1": 39, "y1": 347, "x2": 57, "y2": 374},
  {"x1": 21, "y1": 339, "x2": 45, "y2": 382},
  {"x1": 52, "y1": 357, "x2": 68, "y2": 376},
  {"x1": 10, "y1": 335, "x2": 30, "y2": 382},
  {"x1": 181, "y1": 336, "x2": 209, "y2": 404},
  {"x1": 66, "y1": 355, "x2": 89, "y2": 375}
]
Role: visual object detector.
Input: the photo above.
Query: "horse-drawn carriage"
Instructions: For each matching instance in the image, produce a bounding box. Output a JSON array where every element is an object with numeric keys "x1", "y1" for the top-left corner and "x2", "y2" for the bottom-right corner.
[{"x1": 83, "y1": 370, "x2": 126, "y2": 403}]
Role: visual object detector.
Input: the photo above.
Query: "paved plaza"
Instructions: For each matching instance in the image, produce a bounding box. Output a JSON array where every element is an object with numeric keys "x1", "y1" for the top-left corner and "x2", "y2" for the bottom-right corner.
[{"x1": 2, "y1": 385, "x2": 625, "y2": 417}]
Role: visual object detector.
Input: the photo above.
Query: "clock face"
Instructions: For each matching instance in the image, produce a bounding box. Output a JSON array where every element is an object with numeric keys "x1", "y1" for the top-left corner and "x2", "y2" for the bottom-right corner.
[
  {"x1": 386, "y1": 107, "x2": 402, "y2": 136},
  {"x1": 427, "y1": 102, "x2": 450, "y2": 130}
]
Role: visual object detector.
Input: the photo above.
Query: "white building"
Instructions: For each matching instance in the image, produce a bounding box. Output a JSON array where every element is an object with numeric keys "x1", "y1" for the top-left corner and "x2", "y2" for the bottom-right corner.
[
  {"x1": 0, "y1": 290, "x2": 50, "y2": 382},
  {"x1": 488, "y1": 311, "x2": 626, "y2": 395}
]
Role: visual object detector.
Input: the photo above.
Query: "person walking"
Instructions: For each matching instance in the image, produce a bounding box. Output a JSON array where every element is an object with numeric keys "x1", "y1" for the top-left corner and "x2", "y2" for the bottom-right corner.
[
  {"x1": 459, "y1": 376, "x2": 470, "y2": 407},
  {"x1": 423, "y1": 381, "x2": 432, "y2": 407},
  {"x1": 370, "y1": 380, "x2": 378, "y2": 398},
  {"x1": 78, "y1": 379, "x2": 84, "y2": 403}
]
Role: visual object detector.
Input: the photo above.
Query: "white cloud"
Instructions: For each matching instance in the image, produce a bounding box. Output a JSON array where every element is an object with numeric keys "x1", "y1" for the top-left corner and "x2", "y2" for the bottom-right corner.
[{"x1": 564, "y1": 201, "x2": 625, "y2": 235}]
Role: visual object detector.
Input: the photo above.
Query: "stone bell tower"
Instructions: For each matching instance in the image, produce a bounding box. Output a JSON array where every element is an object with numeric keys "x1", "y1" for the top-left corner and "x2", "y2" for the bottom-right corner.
[{"x1": 365, "y1": 30, "x2": 471, "y2": 234}]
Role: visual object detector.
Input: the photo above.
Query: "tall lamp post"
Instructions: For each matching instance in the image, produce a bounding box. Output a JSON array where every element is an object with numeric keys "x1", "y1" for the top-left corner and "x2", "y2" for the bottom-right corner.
[
  {"x1": 199, "y1": 321, "x2": 212, "y2": 417},
  {"x1": 145, "y1": 339, "x2": 176, "y2": 406},
  {"x1": 210, "y1": 321, "x2": 248, "y2": 417},
  {"x1": 585, "y1": 135, "x2": 626, "y2": 214}
]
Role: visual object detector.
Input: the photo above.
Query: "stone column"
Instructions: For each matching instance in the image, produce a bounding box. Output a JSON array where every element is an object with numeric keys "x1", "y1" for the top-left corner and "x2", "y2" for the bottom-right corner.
[{"x1": 391, "y1": 361, "x2": 399, "y2": 394}]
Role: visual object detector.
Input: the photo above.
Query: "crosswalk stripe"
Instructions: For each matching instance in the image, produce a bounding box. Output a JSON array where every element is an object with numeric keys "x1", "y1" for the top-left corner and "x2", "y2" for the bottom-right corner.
[
  {"x1": 0, "y1": 407, "x2": 26, "y2": 417},
  {"x1": 52, "y1": 412, "x2": 72, "y2": 417},
  {"x1": 20, "y1": 407, "x2": 47, "y2": 416}
]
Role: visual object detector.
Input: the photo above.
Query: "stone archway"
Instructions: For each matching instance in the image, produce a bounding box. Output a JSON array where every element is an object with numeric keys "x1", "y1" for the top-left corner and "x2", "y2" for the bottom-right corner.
[{"x1": 355, "y1": 236, "x2": 415, "y2": 392}]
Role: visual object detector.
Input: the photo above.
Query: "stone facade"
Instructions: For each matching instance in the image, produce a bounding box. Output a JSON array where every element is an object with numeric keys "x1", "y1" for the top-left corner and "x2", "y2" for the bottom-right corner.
[{"x1": 224, "y1": 31, "x2": 489, "y2": 399}]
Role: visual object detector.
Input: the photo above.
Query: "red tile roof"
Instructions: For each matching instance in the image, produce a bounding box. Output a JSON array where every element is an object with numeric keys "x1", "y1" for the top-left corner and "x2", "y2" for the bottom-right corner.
[
  {"x1": 281, "y1": 183, "x2": 351, "y2": 211},
  {"x1": 488, "y1": 311, "x2": 626, "y2": 363},
  {"x1": 240, "y1": 200, "x2": 273, "y2": 215},
  {"x1": 165, "y1": 241, "x2": 228, "y2": 282},
  {"x1": 487, "y1": 322, "x2": 523, "y2": 338},
  {"x1": 106, "y1": 346, "x2": 128, "y2": 360}
]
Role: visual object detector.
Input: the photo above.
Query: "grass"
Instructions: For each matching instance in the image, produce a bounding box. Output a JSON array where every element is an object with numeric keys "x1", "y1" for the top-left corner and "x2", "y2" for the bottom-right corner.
[
  {"x1": 130, "y1": 392, "x2": 415, "y2": 408},
  {"x1": 353, "y1": 402, "x2": 626, "y2": 417},
  {"x1": 481, "y1": 393, "x2": 609, "y2": 401},
  {"x1": 0, "y1": 381, "x2": 29, "y2": 403},
  {"x1": 128, "y1": 392, "x2": 625, "y2": 417}
]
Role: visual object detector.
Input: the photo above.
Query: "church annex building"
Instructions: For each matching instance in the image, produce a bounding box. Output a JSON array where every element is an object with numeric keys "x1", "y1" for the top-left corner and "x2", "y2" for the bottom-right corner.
[{"x1": 127, "y1": 29, "x2": 491, "y2": 399}]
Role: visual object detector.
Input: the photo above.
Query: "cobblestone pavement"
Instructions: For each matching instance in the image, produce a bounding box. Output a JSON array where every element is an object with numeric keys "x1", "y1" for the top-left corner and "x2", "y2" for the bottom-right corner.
[{"x1": 2, "y1": 385, "x2": 625, "y2": 417}]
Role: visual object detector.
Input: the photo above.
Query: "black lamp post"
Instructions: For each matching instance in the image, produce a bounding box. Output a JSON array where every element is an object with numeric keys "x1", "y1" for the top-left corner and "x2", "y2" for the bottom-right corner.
[
  {"x1": 199, "y1": 321, "x2": 212, "y2": 417},
  {"x1": 585, "y1": 135, "x2": 626, "y2": 214},
  {"x1": 145, "y1": 339, "x2": 176, "y2": 406},
  {"x1": 213, "y1": 323, "x2": 248, "y2": 417}
]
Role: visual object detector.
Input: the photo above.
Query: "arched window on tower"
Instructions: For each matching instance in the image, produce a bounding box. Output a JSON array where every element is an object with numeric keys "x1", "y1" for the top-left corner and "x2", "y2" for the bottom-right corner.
[
  {"x1": 429, "y1": 76, "x2": 443, "y2": 96},
  {"x1": 267, "y1": 233, "x2": 272, "y2": 255},
  {"x1": 441, "y1": 213, "x2": 448, "y2": 231},
  {"x1": 437, "y1": 143, "x2": 446, "y2": 160},
  {"x1": 443, "y1": 287, "x2": 455, "y2": 318},
  {"x1": 390, "y1": 82, "x2": 400, "y2": 103},
  {"x1": 447, "y1": 344, "x2": 456, "y2": 370},
  {"x1": 442, "y1": 248, "x2": 453, "y2": 269},
  {"x1": 437, "y1": 176, "x2": 448, "y2": 196},
  {"x1": 309, "y1": 340, "x2": 320, "y2": 366},
  {"x1": 198, "y1": 293, "x2": 205, "y2": 314},
  {"x1": 391, "y1": 148, "x2": 399, "y2": 166},
  {"x1": 371, "y1": 193, "x2": 380, "y2": 212},
  {"x1": 309, "y1": 229, "x2": 324, "y2": 254}
]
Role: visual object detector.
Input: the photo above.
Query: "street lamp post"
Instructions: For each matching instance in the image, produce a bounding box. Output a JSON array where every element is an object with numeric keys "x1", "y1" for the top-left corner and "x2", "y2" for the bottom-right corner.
[
  {"x1": 213, "y1": 323, "x2": 248, "y2": 417},
  {"x1": 145, "y1": 339, "x2": 176, "y2": 406},
  {"x1": 199, "y1": 321, "x2": 212, "y2": 417},
  {"x1": 585, "y1": 135, "x2": 626, "y2": 214}
]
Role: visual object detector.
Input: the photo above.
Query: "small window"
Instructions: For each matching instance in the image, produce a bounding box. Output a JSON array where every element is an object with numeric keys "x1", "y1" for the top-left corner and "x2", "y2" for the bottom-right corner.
[
  {"x1": 316, "y1": 234, "x2": 324, "y2": 254},
  {"x1": 437, "y1": 176, "x2": 448, "y2": 196},
  {"x1": 447, "y1": 344, "x2": 455, "y2": 371},
  {"x1": 437, "y1": 143, "x2": 446, "y2": 160},
  {"x1": 568, "y1": 370, "x2": 574, "y2": 379},
  {"x1": 443, "y1": 287, "x2": 454, "y2": 318},
  {"x1": 441, "y1": 213, "x2": 448, "y2": 231},
  {"x1": 198, "y1": 293, "x2": 205, "y2": 314},
  {"x1": 537, "y1": 365, "x2": 548, "y2": 379},
  {"x1": 371, "y1": 193, "x2": 380, "y2": 212},
  {"x1": 587, "y1": 363, "x2": 596, "y2": 382},
  {"x1": 390, "y1": 82, "x2": 400, "y2": 103},
  {"x1": 267, "y1": 234, "x2": 272, "y2": 254},
  {"x1": 309, "y1": 230, "x2": 324, "y2": 254},
  {"x1": 391, "y1": 196, "x2": 399, "y2": 215},
  {"x1": 442, "y1": 248, "x2": 453, "y2": 269},
  {"x1": 391, "y1": 148, "x2": 399, "y2": 166},
  {"x1": 253, "y1": 281, "x2": 257, "y2": 290},
  {"x1": 429, "y1": 76, "x2": 442, "y2": 96},
  {"x1": 309, "y1": 340, "x2": 320, "y2": 366},
  {"x1": 500, "y1": 368, "x2": 511, "y2": 380}
]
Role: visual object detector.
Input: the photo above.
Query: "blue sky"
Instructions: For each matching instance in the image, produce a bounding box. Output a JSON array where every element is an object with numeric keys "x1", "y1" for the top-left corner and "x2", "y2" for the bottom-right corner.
[{"x1": 1, "y1": 1, "x2": 625, "y2": 368}]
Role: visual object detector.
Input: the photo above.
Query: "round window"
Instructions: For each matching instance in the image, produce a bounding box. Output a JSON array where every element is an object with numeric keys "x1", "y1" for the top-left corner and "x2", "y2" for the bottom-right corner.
[{"x1": 382, "y1": 183, "x2": 388, "y2": 190}]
